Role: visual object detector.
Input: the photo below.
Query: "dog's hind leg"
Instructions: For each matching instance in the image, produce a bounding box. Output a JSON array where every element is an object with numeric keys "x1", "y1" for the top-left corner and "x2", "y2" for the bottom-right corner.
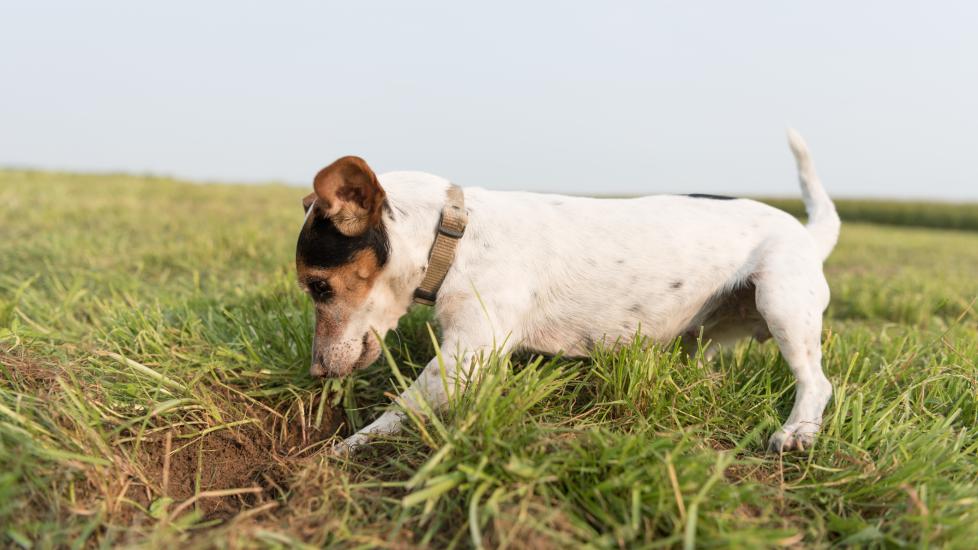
[{"x1": 753, "y1": 255, "x2": 833, "y2": 452}]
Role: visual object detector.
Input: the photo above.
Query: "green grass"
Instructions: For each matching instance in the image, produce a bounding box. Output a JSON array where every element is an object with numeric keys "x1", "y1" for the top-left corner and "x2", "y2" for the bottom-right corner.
[
  {"x1": 2, "y1": 169, "x2": 977, "y2": 548},
  {"x1": 759, "y1": 197, "x2": 978, "y2": 232}
]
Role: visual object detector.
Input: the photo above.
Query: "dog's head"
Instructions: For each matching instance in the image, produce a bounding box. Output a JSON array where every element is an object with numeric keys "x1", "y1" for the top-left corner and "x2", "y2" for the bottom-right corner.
[{"x1": 296, "y1": 156, "x2": 405, "y2": 378}]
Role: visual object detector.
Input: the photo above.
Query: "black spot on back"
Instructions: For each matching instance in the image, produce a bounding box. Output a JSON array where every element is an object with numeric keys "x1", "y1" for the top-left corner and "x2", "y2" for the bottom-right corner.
[
  {"x1": 670, "y1": 281, "x2": 683, "y2": 290},
  {"x1": 684, "y1": 193, "x2": 738, "y2": 201},
  {"x1": 628, "y1": 303, "x2": 643, "y2": 314},
  {"x1": 296, "y1": 214, "x2": 390, "y2": 268}
]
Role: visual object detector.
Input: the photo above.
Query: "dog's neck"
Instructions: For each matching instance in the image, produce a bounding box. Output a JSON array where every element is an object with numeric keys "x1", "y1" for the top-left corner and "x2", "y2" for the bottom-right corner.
[{"x1": 378, "y1": 171, "x2": 458, "y2": 302}]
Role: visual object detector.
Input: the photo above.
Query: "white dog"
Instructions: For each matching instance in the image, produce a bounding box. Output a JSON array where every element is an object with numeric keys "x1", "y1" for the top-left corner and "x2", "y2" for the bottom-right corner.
[{"x1": 295, "y1": 130, "x2": 839, "y2": 453}]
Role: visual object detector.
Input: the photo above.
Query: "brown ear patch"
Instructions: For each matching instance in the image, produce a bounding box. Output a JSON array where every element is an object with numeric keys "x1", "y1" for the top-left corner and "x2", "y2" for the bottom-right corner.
[{"x1": 313, "y1": 156, "x2": 386, "y2": 236}]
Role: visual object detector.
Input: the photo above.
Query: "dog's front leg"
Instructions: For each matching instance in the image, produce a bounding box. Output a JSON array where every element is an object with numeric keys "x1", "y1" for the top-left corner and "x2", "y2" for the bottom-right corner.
[{"x1": 334, "y1": 345, "x2": 481, "y2": 454}]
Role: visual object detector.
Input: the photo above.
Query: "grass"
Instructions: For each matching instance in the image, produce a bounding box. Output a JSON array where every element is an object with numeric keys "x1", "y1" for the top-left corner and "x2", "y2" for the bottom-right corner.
[
  {"x1": 759, "y1": 197, "x2": 978, "y2": 232},
  {"x1": 2, "y1": 168, "x2": 978, "y2": 548}
]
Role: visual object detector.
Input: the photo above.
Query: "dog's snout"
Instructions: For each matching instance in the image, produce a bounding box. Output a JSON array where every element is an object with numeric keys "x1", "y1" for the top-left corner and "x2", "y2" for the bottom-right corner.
[
  {"x1": 308, "y1": 332, "x2": 375, "y2": 379},
  {"x1": 309, "y1": 354, "x2": 331, "y2": 378}
]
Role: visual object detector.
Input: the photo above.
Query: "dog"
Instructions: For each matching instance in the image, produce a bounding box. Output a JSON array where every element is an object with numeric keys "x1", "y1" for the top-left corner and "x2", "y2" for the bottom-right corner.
[{"x1": 295, "y1": 130, "x2": 839, "y2": 454}]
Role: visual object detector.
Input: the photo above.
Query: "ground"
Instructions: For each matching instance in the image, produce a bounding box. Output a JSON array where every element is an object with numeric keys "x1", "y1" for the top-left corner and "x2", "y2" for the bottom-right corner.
[{"x1": 1, "y1": 170, "x2": 977, "y2": 548}]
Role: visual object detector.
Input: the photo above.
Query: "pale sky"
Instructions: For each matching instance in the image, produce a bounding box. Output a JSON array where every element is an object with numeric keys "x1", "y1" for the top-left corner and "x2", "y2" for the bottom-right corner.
[{"x1": 2, "y1": 1, "x2": 976, "y2": 199}]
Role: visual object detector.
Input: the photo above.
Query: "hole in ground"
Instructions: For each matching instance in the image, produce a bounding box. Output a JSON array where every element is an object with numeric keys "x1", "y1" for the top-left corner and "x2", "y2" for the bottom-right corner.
[{"x1": 129, "y1": 400, "x2": 344, "y2": 521}]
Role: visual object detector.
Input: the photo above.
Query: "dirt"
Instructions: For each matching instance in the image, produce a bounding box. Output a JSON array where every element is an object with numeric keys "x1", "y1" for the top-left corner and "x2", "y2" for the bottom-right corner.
[
  {"x1": 1, "y1": 348, "x2": 345, "y2": 526},
  {"x1": 0, "y1": 349, "x2": 61, "y2": 386},
  {"x1": 127, "y1": 398, "x2": 345, "y2": 520},
  {"x1": 484, "y1": 497, "x2": 582, "y2": 549}
]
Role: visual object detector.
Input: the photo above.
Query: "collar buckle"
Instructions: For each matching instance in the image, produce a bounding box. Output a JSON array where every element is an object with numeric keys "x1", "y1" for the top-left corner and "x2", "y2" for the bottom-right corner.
[
  {"x1": 413, "y1": 288, "x2": 438, "y2": 306},
  {"x1": 437, "y1": 222, "x2": 465, "y2": 239}
]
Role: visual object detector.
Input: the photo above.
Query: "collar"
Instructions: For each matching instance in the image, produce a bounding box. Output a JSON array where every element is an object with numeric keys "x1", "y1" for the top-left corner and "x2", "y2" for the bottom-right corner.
[{"x1": 413, "y1": 184, "x2": 467, "y2": 306}]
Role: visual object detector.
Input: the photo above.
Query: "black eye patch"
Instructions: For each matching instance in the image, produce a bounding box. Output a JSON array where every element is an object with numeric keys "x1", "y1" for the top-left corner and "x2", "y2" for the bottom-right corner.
[{"x1": 296, "y1": 213, "x2": 390, "y2": 269}]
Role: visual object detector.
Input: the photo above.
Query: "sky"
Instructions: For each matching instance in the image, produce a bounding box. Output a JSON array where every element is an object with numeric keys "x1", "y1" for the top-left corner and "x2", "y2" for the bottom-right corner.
[{"x1": 2, "y1": 1, "x2": 976, "y2": 199}]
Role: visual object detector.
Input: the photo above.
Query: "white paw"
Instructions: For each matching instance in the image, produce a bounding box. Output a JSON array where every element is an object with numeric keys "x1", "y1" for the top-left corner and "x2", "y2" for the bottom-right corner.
[
  {"x1": 767, "y1": 425, "x2": 819, "y2": 453},
  {"x1": 329, "y1": 433, "x2": 369, "y2": 456}
]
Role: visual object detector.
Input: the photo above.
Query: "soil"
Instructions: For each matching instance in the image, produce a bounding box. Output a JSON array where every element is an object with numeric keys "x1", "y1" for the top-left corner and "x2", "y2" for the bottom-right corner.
[
  {"x1": 1, "y1": 349, "x2": 345, "y2": 524},
  {"x1": 1, "y1": 349, "x2": 60, "y2": 386},
  {"x1": 128, "y1": 398, "x2": 345, "y2": 520}
]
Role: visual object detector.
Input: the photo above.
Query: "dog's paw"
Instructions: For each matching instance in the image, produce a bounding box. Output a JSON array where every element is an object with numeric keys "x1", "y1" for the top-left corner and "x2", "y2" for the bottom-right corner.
[
  {"x1": 327, "y1": 441, "x2": 352, "y2": 457},
  {"x1": 767, "y1": 427, "x2": 817, "y2": 453},
  {"x1": 328, "y1": 433, "x2": 369, "y2": 457}
]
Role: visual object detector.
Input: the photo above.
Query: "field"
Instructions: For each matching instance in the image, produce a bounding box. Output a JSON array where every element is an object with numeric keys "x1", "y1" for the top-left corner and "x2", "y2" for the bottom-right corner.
[{"x1": 2, "y1": 170, "x2": 977, "y2": 548}]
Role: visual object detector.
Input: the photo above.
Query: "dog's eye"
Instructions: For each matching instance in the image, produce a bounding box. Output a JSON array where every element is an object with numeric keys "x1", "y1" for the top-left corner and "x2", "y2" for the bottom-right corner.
[{"x1": 309, "y1": 280, "x2": 334, "y2": 300}]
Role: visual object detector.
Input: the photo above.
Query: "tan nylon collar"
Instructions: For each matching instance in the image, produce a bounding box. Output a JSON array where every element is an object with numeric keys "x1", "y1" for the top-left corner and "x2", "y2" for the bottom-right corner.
[{"x1": 413, "y1": 185, "x2": 467, "y2": 306}]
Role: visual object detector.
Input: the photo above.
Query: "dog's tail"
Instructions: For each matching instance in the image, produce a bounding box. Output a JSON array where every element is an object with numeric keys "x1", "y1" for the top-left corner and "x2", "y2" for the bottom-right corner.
[{"x1": 787, "y1": 129, "x2": 840, "y2": 261}]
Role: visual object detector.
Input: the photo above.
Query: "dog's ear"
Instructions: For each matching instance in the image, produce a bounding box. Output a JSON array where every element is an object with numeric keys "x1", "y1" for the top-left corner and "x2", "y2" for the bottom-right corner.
[
  {"x1": 312, "y1": 156, "x2": 386, "y2": 236},
  {"x1": 302, "y1": 192, "x2": 316, "y2": 213}
]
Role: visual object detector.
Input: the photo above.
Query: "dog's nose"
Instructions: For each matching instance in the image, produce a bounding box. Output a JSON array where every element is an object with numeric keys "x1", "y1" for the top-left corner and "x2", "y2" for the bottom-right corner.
[{"x1": 309, "y1": 356, "x2": 329, "y2": 377}]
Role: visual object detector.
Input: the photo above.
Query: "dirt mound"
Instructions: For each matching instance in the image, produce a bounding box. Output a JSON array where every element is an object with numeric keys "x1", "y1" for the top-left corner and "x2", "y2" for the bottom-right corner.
[
  {"x1": 2, "y1": 348, "x2": 346, "y2": 532},
  {"x1": 135, "y1": 427, "x2": 276, "y2": 519},
  {"x1": 128, "y1": 401, "x2": 344, "y2": 521}
]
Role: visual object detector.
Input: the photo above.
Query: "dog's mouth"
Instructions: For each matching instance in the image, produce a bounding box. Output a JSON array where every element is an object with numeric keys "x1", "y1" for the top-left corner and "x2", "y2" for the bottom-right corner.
[{"x1": 354, "y1": 332, "x2": 381, "y2": 369}]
